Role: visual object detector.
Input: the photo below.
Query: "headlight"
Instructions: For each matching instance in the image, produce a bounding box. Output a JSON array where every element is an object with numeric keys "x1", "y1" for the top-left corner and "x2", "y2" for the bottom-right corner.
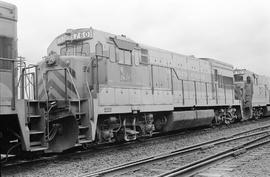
[{"x1": 45, "y1": 54, "x2": 59, "y2": 66}]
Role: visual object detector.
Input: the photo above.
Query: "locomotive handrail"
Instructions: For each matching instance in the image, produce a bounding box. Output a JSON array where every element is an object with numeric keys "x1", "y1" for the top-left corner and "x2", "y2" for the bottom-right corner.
[
  {"x1": 44, "y1": 68, "x2": 81, "y2": 100},
  {"x1": 85, "y1": 59, "x2": 93, "y2": 94},
  {"x1": 66, "y1": 68, "x2": 80, "y2": 99},
  {"x1": 20, "y1": 65, "x2": 39, "y2": 100},
  {"x1": 22, "y1": 72, "x2": 35, "y2": 99},
  {"x1": 85, "y1": 58, "x2": 94, "y2": 118},
  {"x1": 22, "y1": 64, "x2": 38, "y2": 70},
  {"x1": 0, "y1": 57, "x2": 20, "y2": 62},
  {"x1": 172, "y1": 67, "x2": 180, "y2": 80}
]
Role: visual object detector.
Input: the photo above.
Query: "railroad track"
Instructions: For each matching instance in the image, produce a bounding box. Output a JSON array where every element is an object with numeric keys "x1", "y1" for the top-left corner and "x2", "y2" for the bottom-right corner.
[
  {"x1": 157, "y1": 136, "x2": 270, "y2": 177},
  {"x1": 0, "y1": 126, "x2": 203, "y2": 168},
  {"x1": 2, "y1": 119, "x2": 270, "y2": 169},
  {"x1": 79, "y1": 125, "x2": 270, "y2": 177},
  {"x1": 0, "y1": 120, "x2": 221, "y2": 168}
]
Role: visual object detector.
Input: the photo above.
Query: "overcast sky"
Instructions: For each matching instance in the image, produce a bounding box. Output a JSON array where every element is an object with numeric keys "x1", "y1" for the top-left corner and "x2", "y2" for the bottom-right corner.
[{"x1": 4, "y1": 0, "x2": 270, "y2": 76}]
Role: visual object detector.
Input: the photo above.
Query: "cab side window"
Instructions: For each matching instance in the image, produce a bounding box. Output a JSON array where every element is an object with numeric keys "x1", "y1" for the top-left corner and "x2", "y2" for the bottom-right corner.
[
  {"x1": 246, "y1": 76, "x2": 251, "y2": 84},
  {"x1": 117, "y1": 48, "x2": 132, "y2": 65},
  {"x1": 214, "y1": 69, "x2": 218, "y2": 81},
  {"x1": 133, "y1": 50, "x2": 140, "y2": 66},
  {"x1": 124, "y1": 50, "x2": 131, "y2": 65},
  {"x1": 117, "y1": 49, "x2": 125, "y2": 64},
  {"x1": 0, "y1": 37, "x2": 13, "y2": 70},
  {"x1": 140, "y1": 48, "x2": 149, "y2": 64},
  {"x1": 109, "y1": 45, "x2": 116, "y2": 62}
]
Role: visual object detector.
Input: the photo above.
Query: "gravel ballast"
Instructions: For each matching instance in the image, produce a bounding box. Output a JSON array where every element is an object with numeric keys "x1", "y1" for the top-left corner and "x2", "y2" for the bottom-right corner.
[
  {"x1": 196, "y1": 142, "x2": 270, "y2": 177},
  {"x1": 3, "y1": 119, "x2": 270, "y2": 177}
]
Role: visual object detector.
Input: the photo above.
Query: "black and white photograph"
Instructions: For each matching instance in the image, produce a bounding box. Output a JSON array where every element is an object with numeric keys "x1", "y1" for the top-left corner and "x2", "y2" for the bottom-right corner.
[{"x1": 1, "y1": 0, "x2": 270, "y2": 176}]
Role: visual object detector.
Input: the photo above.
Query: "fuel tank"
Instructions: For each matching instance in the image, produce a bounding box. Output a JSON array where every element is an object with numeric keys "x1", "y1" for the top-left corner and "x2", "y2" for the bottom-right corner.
[{"x1": 163, "y1": 110, "x2": 214, "y2": 132}]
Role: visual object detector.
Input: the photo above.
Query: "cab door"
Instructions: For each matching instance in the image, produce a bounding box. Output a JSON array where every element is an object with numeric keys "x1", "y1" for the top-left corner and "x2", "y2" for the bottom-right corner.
[{"x1": 0, "y1": 37, "x2": 13, "y2": 108}]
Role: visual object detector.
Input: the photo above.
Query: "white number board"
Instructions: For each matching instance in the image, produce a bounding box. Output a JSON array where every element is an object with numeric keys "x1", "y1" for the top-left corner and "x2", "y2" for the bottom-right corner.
[{"x1": 57, "y1": 29, "x2": 93, "y2": 45}]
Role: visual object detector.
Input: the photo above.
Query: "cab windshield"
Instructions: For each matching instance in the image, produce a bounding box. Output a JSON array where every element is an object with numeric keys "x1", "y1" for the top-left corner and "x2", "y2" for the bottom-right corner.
[
  {"x1": 234, "y1": 74, "x2": 244, "y2": 82},
  {"x1": 60, "y1": 41, "x2": 90, "y2": 56}
]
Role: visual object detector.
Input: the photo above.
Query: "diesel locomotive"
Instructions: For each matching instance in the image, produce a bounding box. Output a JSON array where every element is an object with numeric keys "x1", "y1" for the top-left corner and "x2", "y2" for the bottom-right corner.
[
  {"x1": 1, "y1": 7, "x2": 270, "y2": 154},
  {"x1": 35, "y1": 28, "x2": 238, "y2": 152},
  {"x1": 0, "y1": 1, "x2": 18, "y2": 155}
]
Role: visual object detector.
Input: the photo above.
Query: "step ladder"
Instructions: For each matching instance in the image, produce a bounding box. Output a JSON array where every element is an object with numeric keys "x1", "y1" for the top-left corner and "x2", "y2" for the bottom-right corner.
[
  {"x1": 70, "y1": 99, "x2": 92, "y2": 145},
  {"x1": 26, "y1": 100, "x2": 48, "y2": 152}
]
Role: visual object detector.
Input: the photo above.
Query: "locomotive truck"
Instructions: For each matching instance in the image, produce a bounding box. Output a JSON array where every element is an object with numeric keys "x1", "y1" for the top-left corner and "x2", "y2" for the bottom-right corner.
[{"x1": 1, "y1": 3, "x2": 270, "y2": 155}]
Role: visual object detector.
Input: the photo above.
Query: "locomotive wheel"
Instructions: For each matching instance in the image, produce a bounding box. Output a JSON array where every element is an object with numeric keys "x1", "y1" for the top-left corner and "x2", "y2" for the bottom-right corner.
[
  {"x1": 115, "y1": 129, "x2": 125, "y2": 143},
  {"x1": 224, "y1": 119, "x2": 229, "y2": 125},
  {"x1": 224, "y1": 117, "x2": 231, "y2": 125}
]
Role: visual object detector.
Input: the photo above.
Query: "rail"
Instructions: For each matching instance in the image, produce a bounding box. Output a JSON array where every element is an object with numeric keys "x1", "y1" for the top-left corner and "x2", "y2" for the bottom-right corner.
[
  {"x1": 157, "y1": 135, "x2": 270, "y2": 177},
  {"x1": 79, "y1": 123, "x2": 270, "y2": 177},
  {"x1": 3, "y1": 121, "x2": 270, "y2": 170}
]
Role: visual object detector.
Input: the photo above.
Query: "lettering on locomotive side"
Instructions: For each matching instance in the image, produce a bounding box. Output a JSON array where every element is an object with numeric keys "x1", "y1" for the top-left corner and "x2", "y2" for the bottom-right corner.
[
  {"x1": 120, "y1": 66, "x2": 132, "y2": 82},
  {"x1": 57, "y1": 29, "x2": 93, "y2": 45},
  {"x1": 104, "y1": 107, "x2": 112, "y2": 112}
]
